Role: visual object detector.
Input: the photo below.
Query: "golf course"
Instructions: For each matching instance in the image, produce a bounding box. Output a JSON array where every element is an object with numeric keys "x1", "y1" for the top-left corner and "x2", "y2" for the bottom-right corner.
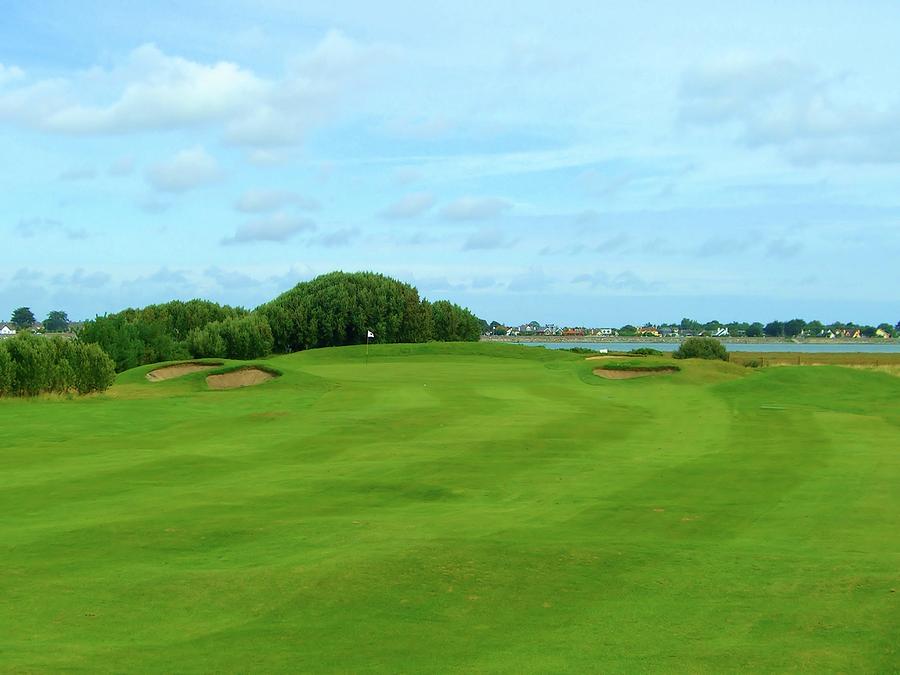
[{"x1": 2, "y1": 342, "x2": 898, "y2": 672}]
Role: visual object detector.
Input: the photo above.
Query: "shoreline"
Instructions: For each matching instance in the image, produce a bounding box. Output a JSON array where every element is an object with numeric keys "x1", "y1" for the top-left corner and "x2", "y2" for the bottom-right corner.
[{"x1": 480, "y1": 335, "x2": 899, "y2": 346}]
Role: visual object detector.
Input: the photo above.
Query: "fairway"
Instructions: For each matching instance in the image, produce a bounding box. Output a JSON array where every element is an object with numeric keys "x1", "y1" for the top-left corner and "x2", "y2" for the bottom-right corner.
[{"x1": 2, "y1": 343, "x2": 898, "y2": 671}]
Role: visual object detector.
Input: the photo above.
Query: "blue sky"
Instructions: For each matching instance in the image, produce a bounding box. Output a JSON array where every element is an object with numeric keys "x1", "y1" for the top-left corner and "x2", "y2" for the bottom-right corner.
[{"x1": 2, "y1": 1, "x2": 898, "y2": 325}]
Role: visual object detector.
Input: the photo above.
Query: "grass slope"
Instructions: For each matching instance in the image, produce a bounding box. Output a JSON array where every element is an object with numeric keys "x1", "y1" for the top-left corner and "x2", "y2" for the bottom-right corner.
[{"x1": 1, "y1": 343, "x2": 898, "y2": 672}]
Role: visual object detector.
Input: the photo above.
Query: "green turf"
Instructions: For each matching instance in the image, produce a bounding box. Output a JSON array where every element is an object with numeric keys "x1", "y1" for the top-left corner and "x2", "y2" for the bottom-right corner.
[{"x1": 2, "y1": 343, "x2": 898, "y2": 672}]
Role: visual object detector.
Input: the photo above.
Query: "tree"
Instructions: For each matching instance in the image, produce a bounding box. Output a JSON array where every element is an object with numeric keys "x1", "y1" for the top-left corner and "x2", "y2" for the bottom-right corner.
[
  {"x1": 763, "y1": 321, "x2": 784, "y2": 338},
  {"x1": 673, "y1": 337, "x2": 728, "y2": 361},
  {"x1": 783, "y1": 318, "x2": 807, "y2": 338},
  {"x1": 44, "y1": 310, "x2": 69, "y2": 332},
  {"x1": 746, "y1": 322, "x2": 764, "y2": 337},
  {"x1": 680, "y1": 318, "x2": 701, "y2": 332},
  {"x1": 430, "y1": 300, "x2": 482, "y2": 342},
  {"x1": 11, "y1": 307, "x2": 35, "y2": 329},
  {"x1": 0, "y1": 334, "x2": 115, "y2": 397},
  {"x1": 79, "y1": 299, "x2": 244, "y2": 371},
  {"x1": 806, "y1": 320, "x2": 824, "y2": 337},
  {"x1": 619, "y1": 324, "x2": 637, "y2": 336},
  {"x1": 258, "y1": 271, "x2": 475, "y2": 352},
  {"x1": 188, "y1": 315, "x2": 274, "y2": 360},
  {"x1": 0, "y1": 345, "x2": 12, "y2": 396}
]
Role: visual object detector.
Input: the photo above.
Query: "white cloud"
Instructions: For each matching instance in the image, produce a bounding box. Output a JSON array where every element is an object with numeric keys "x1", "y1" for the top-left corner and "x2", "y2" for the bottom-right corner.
[
  {"x1": 235, "y1": 189, "x2": 318, "y2": 213},
  {"x1": 204, "y1": 266, "x2": 263, "y2": 289},
  {"x1": 507, "y1": 267, "x2": 551, "y2": 293},
  {"x1": 0, "y1": 44, "x2": 263, "y2": 134},
  {"x1": 766, "y1": 238, "x2": 803, "y2": 259},
  {"x1": 379, "y1": 192, "x2": 435, "y2": 219},
  {"x1": 0, "y1": 64, "x2": 24, "y2": 86},
  {"x1": 572, "y1": 270, "x2": 659, "y2": 292},
  {"x1": 16, "y1": 216, "x2": 87, "y2": 240},
  {"x1": 146, "y1": 147, "x2": 221, "y2": 193},
  {"x1": 462, "y1": 227, "x2": 513, "y2": 251},
  {"x1": 123, "y1": 267, "x2": 191, "y2": 288},
  {"x1": 51, "y1": 268, "x2": 110, "y2": 289},
  {"x1": 0, "y1": 32, "x2": 385, "y2": 147},
  {"x1": 679, "y1": 55, "x2": 900, "y2": 164},
  {"x1": 222, "y1": 212, "x2": 316, "y2": 244},
  {"x1": 311, "y1": 227, "x2": 358, "y2": 248},
  {"x1": 440, "y1": 196, "x2": 511, "y2": 221}
]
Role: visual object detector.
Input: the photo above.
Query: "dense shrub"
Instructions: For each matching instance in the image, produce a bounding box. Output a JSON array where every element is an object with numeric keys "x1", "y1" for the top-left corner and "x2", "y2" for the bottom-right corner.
[
  {"x1": 80, "y1": 272, "x2": 484, "y2": 369},
  {"x1": 258, "y1": 271, "x2": 473, "y2": 352},
  {"x1": 429, "y1": 300, "x2": 482, "y2": 342},
  {"x1": 0, "y1": 334, "x2": 115, "y2": 397},
  {"x1": 673, "y1": 337, "x2": 729, "y2": 361},
  {"x1": 566, "y1": 347, "x2": 601, "y2": 354},
  {"x1": 80, "y1": 299, "x2": 246, "y2": 371},
  {"x1": 629, "y1": 347, "x2": 663, "y2": 356},
  {"x1": 0, "y1": 346, "x2": 12, "y2": 396},
  {"x1": 188, "y1": 314, "x2": 274, "y2": 360}
]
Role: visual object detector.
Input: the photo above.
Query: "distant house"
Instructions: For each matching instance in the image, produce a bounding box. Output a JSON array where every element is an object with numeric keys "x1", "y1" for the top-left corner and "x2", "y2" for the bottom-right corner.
[
  {"x1": 0, "y1": 323, "x2": 16, "y2": 336},
  {"x1": 562, "y1": 328, "x2": 585, "y2": 336},
  {"x1": 713, "y1": 327, "x2": 729, "y2": 338},
  {"x1": 875, "y1": 327, "x2": 892, "y2": 339},
  {"x1": 659, "y1": 327, "x2": 677, "y2": 337},
  {"x1": 594, "y1": 327, "x2": 616, "y2": 336},
  {"x1": 637, "y1": 325, "x2": 661, "y2": 338}
]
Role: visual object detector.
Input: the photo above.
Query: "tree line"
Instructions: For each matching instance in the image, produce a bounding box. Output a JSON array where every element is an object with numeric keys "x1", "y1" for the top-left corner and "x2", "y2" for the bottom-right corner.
[
  {"x1": 663, "y1": 318, "x2": 898, "y2": 338},
  {"x1": 78, "y1": 299, "x2": 249, "y2": 371},
  {"x1": 5, "y1": 307, "x2": 71, "y2": 332},
  {"x1": 73, "y1": 272, "x2": 483, "y2": 374},
  {"x1": 0, "y1": 333, "x2": 115, "y2": 397}
]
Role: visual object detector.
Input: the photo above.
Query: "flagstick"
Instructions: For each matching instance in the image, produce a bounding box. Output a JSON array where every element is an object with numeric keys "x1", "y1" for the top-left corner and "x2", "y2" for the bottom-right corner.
[{"x1": 366, "y1": 332, "x2": 369, "y2": 366}]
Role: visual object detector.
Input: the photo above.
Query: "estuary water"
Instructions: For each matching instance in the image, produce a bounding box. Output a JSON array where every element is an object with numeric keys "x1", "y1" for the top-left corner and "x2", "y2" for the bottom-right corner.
[{"x1": 518, "y1": 341, "x2": 900, "y2": 353}]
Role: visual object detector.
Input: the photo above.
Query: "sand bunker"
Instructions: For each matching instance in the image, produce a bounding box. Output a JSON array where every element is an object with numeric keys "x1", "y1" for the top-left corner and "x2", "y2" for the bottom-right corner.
[
  {"x1": 593, "y1": 367, "x2": 678, "y2": 380},
  {"x1": 206, "y1": 367, "x2": 276, "y2": 390},
  {"x1": 146, "y1": 363, "x2": 220, "y2": 381}
]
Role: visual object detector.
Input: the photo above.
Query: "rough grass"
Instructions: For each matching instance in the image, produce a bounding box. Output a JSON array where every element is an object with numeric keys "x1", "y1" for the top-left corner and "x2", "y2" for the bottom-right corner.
[{"x1": 1, "y1": 342, "x2": 898, "y2": 672}]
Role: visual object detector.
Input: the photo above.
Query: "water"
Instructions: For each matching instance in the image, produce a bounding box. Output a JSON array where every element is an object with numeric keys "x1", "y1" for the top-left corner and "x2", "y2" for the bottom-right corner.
[{"x1": 515, "y1": 341, "x2": 900, "y2": 353}]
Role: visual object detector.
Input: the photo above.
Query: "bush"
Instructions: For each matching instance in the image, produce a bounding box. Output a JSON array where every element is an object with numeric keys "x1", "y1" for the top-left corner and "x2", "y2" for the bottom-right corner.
[
  {"x1": 565, "y1": 347, "x2": 600, "y2": 354},
  {"x1": 188, "y1": 314, "x2": 274, "y2": 360},
  {"x1": 0, "y1": 334, "x2": 116, "y2": 397},
  {"x1": 673, "y1": 337, "x2": 728, "y2": 361},
  {"x1": 258, "y1": 271, "x2": 480, "y2": 352},
  {"x1": 629, "y1": 347, "x2": 663, "y2": 356},
  {"x1": 0, "y1": 344, "x2": 13, "y2": 396},
  {"x1": 429, "y1": 300, "x2": 482, "y2": 342},
  {"x1": 80, "y1": 299, "x2": 246, "y2": 371}
]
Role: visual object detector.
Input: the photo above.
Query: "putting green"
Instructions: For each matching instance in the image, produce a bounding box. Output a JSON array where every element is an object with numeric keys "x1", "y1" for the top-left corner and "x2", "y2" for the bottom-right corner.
[{"x1": 1, "y1": 343, "x2": 898, "y2": 671}]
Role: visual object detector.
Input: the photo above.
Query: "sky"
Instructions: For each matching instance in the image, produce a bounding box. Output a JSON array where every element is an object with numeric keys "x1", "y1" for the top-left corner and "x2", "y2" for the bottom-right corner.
[{"x1": 1, "y1": 1, "x2": 899, "y2": 326}]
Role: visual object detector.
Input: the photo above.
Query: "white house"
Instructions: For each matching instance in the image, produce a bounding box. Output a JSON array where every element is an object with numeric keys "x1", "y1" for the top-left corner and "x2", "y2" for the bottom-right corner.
[
  {"x1": 0, "y1": 323, "x2": 16, "y2": 336},
  {"x1": 713, "y1": 327, "x2": 729, "y2": 338}
]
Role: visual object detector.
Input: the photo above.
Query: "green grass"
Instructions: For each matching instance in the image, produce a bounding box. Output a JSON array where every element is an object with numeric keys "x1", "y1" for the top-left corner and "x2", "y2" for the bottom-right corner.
[{"x1": 2, "y1": 343, "x2": 898, "y2": 672}]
